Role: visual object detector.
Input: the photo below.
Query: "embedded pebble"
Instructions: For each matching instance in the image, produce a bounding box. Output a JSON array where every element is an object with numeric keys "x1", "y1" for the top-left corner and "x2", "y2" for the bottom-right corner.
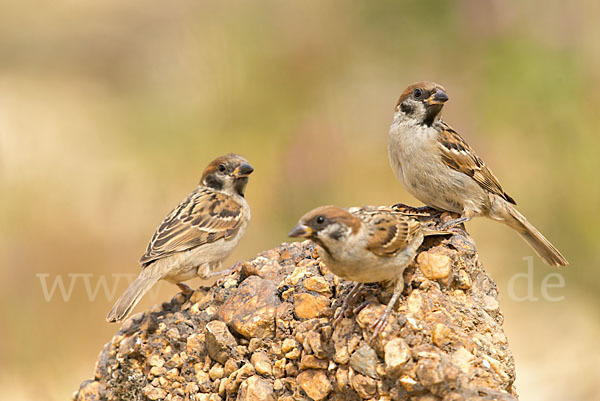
[
  {"x1": 299, "y1": 354, "x2": 328, "y2": 370},
  {"x1": 350, "y1": 345, "x2": 379, "y2": 379},
  {"x1": 294, "y1": 293, "x2": 331, "y2": 319},
  {"x1": 209, "y1": 364, "x2": 225, "y2": 380},
  {"x1": 251, "y1": 352, "x2": 272, "y2": 376},
  {"x1": 297, "y1": 369, "x2": 332, "y2": 400},
  {"x1": 216, "y1": 276, "x2": 279, "y2": 339},
  {"x1": 205, "y1": 321, "x2": 237, "y2": 365},
  {"x1": 417, "y1": 250, "x2": 452, "y2": 282},
  {"x1": 451, "y1": 347, "x2": 475, "y2": 374},
  {"x1": 384, "y1": 338, "x2": 410, "y2": 372},
  {"x1": 432, "y1": 323, "x2": 454, "y2": 347},
  {"x1": 143, "y1": 384, "x2": 167, "y2": 400},
  {"x1": 303, "y1": 276, "x2": 332, "y2": 295},
  {"x1": 351, "y1": 373, "x2": 377, "y2": 399},
  {"x1": 149, "y1": 355, "x2": 165, "y2": 368},
  {"x1": 237, "y1": 375, "x2": 275, "y2": 401}
]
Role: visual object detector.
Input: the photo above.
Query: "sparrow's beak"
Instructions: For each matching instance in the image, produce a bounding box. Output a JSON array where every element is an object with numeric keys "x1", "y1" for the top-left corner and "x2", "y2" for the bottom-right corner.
[
  {"x1": 233, "y1": 162, "x2": 254, "y2": 178},
  {"x1": 424, "y1": 89, "x2": 449, "y2": 105},
  {"x1": 288, "y1": 223, "x2": 313, "y2": 238}
]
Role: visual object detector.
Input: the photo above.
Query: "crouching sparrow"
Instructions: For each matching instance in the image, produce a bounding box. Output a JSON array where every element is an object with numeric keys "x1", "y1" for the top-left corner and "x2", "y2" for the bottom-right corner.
[
  {"x1": 289, "y1": 205, "x2": 450, "y2": 338},
  {"x1": 388, "y1": 81, "x2": 567, "y2": 266},
  {"x1": 106, "y1": 153, "x2": 254, "y2": 323}
]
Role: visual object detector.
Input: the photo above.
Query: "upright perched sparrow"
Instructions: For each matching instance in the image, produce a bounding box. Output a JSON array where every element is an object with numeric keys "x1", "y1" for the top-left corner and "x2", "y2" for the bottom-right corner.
[
  {"x1": 388, "y1": 82, "x2": 567, "y2": 266},
  {"x1": 106, "y1": 154, "x2": 254, "y2": 323},
  {"x1": 289, "y1": 205, "x2": 449, "y2": 338}
]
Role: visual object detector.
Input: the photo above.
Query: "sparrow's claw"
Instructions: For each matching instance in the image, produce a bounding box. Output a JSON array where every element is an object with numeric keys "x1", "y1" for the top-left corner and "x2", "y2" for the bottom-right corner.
[
  {"x1": 439, "y1": 216, "x2": 471, "y2": 230},
  {"x1": 207, "y1": 261, "x2": 243, "y2": 285},
  {"x1": 223, "y1": 260, "x2": 244, "y2": 275},
  {"x1": 391, "y1": 203, "x2": 432, "y2": 216},
  {"x1": 370, "y1": 278, "x2": 405, "y2": 341},
  {"x1": 176, "y1": 282, "x2": 193, "y2": 295},
  {"x1": 332, "y1": 283, "x2": 364, "y2": 329},
  {"x1": 331, "y1": 309, "x2": 346, "y2": 329},
  {"x1": 370, "y1": 312, "x2": 391, "y2": 341}
]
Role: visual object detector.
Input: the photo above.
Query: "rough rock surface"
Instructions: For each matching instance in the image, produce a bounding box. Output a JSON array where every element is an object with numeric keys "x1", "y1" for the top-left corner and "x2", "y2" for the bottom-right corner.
[{"x1": 74, "y1": 209, "x2": 518, "y2": 401}]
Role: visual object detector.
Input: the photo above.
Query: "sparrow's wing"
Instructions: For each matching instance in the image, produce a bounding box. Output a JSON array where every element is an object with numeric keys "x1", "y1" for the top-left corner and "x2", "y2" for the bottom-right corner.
[
  {"x1": 437, "y1": 122, "x2": 516, "y2": 205},
  {"x1": 361, "y1": 210, "x2": 421, "y2": 257},
  {"x1": 139, "y1": 187, "x2": 246, "y2": 266}
]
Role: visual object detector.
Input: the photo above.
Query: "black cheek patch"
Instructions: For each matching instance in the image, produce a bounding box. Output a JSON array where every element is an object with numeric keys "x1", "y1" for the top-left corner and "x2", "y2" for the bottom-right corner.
[
  {"x1": 330, "y1": 227, "x2": 345, "y2": 241},
  {"x1": 400, "y1": 102, "x2": 413, "y2": 114},
  {"x1": 204, "y1": 175, "x2": 223, "y2": 190}
]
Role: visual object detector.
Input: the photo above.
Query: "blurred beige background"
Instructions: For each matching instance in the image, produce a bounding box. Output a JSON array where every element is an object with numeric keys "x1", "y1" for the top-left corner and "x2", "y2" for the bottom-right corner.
[{"x1": 1, "y1": 1, "x2": 599, "y2": 400}]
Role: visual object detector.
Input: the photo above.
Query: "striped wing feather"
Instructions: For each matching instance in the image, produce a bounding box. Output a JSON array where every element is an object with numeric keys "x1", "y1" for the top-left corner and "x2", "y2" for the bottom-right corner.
[
  {"x1": 438, "y1": 122, "x2": 516, "y2": 205},
  {"x1": 360, "y1": 209, "x2": 421, "y2": 257},
  {"x1": 139, "y1": 188, "x2": 245, "y2": 266}
]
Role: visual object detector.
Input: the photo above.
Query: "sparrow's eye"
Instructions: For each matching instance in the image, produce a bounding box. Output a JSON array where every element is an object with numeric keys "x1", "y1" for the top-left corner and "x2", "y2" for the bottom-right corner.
[
  {"x1": 218, "y1": 164, "x2": 226, "y2": 173},
  {"x1": 316, "y1": 216, "x2": 325, "y2": 224},
  {"x1": 413, "y1": 88, "x2": 422, "y2": 98}
]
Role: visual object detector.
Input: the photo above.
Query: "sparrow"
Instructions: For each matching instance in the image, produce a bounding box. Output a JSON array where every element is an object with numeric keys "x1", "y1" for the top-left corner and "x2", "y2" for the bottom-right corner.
[
  {"x1": 106, "y1": 153, "x2": 254, "y2": 323},
  {"x1": 289, "y1": 205, "x2": 450, "y2": 338},
  {"x1": 388, "y1": 81, "x2": 568, "y2": 266}
]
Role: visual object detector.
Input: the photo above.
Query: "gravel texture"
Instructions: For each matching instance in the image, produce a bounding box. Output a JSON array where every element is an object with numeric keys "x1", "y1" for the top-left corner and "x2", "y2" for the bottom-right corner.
[{"x1": 74, "y1": 209, "x2": 518, "y2": 401}]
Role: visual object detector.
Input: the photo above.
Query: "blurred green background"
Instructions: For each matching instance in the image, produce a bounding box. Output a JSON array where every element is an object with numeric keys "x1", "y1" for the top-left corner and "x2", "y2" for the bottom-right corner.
[{"x1": 1, "y1": 1, "x2": 599, "y2": 400}]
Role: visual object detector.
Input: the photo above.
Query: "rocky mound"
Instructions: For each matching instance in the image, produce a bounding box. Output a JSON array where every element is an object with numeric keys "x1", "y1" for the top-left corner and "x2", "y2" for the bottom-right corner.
[{"x1": 74, "y1": 210, "x2": 518, "y2": 401}]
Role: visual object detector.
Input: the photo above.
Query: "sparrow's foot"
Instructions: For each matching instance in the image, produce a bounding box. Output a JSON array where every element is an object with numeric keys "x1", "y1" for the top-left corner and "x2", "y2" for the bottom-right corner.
[
  {"x1": 370, "y1": 279, "x2": 404, "y2": 341},
  {"x1": 439, "y1": 216, "x2": 471, "y2": 230},
  {"x1": 391, "y1": 203, "x2": 432, "y2": 216},
  {"x1": 210, "y1": 261, "x2": 244, "y2": 285},
  {"x1": 332, "y1": 283, "x2": 364, "y2": 328},
  {"x1": 371, "y1": 310, "x2": 391, "y2": 340},
  {"x1": 176, "y1": 282, "x2": 194, "y2": 295}
]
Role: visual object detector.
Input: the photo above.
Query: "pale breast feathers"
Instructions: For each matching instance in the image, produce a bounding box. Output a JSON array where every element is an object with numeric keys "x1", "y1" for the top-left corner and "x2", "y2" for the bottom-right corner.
[
  {"x1": 437, "y1": 122, "x2": 516, "y2": 205},
  {"x1": 139, "y1": 188, "x2": 246, "y2": 266}
]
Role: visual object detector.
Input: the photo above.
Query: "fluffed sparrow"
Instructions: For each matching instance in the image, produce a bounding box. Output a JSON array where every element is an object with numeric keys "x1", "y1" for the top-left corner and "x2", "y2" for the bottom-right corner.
[
  {"x1": 388, "y1": 81, "x2": 567, "y2": 266},
  {"x1": 289, "y1": 205, "x2": 450, "y2": 338},
  {"x1": 106, "y1": 153, "x2": 254, "y2": 323}
]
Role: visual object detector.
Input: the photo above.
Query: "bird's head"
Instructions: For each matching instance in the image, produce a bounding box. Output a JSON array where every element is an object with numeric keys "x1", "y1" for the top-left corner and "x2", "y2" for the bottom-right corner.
[
  {"x1": 394, "y1": 81, "x2": 449, "y2": 126},
  {"x1": 288, "y1": 205, "x2": 360, "y2": 255},
  {"x1": 201, "y1": 153, "x2": 254, "y2": 197}
]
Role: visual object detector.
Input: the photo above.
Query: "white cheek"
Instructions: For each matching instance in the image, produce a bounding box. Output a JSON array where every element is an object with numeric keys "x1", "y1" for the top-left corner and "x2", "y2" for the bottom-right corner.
[
  {"x1": 412, "y1": 103, "x2": 427, "y2": 121},
  {"x1": 221, "y1": 176, "x2": 236, "y2": 191}
]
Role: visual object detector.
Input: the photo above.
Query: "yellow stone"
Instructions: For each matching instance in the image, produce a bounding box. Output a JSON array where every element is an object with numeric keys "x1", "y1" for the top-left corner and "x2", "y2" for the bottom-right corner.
[
  {"x1": 417, "y1": 251, "x2": 452, "y2": 281},
  {"x1": 294, "y1": 293, "x2": 330, "y2": 319}
]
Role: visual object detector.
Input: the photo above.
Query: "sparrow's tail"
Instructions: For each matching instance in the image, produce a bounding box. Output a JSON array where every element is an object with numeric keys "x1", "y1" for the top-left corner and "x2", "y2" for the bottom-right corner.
[
  {"x1": 106, "y1": 271, "x2": 161, "y2": 323},
  {"x1": 503, "y1": 204, "x2": 568, "y2": 266}
]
